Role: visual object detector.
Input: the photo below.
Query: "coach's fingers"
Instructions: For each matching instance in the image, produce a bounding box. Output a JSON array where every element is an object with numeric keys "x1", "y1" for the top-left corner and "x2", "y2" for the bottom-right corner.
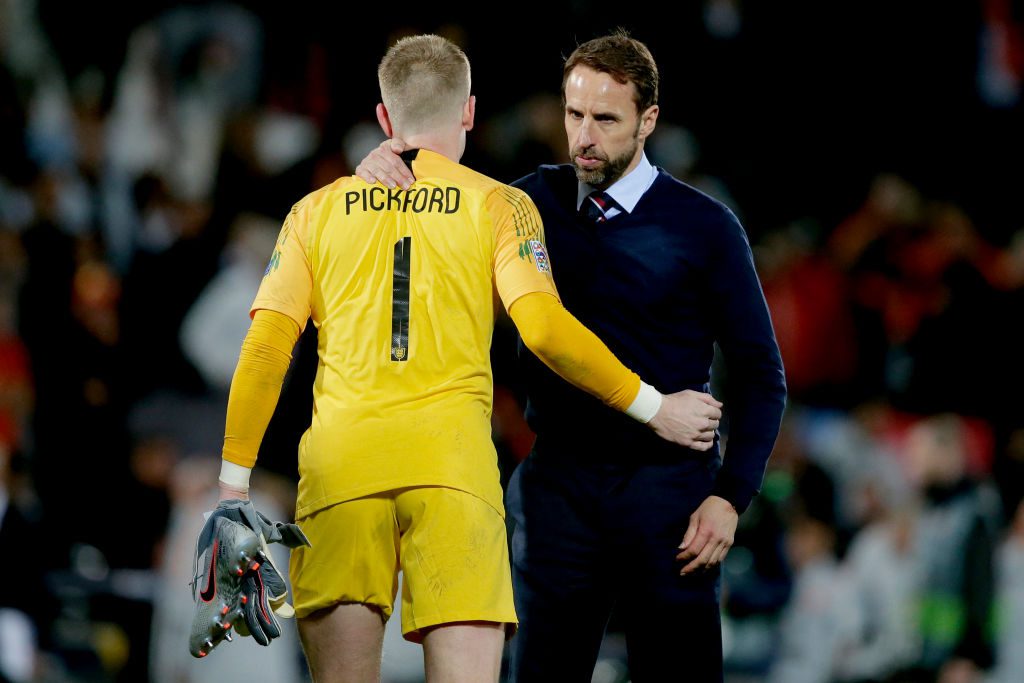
[
  {"x1": 356, "y1": 159, "x2": 396, "y2": 186},
  {"x1": 380, "y1": 158, "x2": 415, "y2": 190},
  {"x1": 698, "y1": 393, "x2": 724, "y2": 409},
  {"x1": 390, "y1": 162, "x2": 416, "y2": 190},
  {"x1": 383, "y1": 138, "x2": 415, "y2": 188},
  {"x1": 358, "y1": 141, "x2": 415, "y2": 189},
  {"x1": 354, "y1": 162, "x2": 379, "y2": 185},
  {"x1": 678, "y1": 518, "x2": 702, "y2": 553},
  {"x1": 701, "y1": 404, "x2": 723, "y2": 421},
  {"x1": 677, "y1": 526, "x2": 713, "y2": 562},
  {"x1": 681, "y1": 541, "x2": 717, "y2": 575},
  {"x1": 706, "y1": 542, "x2": 729, "y2": 570}
]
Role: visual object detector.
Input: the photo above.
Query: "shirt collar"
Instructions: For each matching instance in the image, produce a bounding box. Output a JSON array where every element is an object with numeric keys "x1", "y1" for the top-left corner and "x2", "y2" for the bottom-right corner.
[{"x1": 576, "y1": 152, "x2": 657, "y2": 214}]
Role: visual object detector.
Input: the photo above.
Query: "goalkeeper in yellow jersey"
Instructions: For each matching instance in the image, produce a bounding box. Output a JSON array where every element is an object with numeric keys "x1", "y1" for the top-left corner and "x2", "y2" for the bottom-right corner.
[{"x1": 199, "y1": 34, "x2": 707, "y2": 682}]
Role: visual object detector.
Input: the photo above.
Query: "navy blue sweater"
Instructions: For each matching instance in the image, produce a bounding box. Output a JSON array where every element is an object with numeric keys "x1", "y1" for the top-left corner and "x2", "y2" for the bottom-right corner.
[{"x1": 512, "y1": 164, "x2": 786, "y2": 513}]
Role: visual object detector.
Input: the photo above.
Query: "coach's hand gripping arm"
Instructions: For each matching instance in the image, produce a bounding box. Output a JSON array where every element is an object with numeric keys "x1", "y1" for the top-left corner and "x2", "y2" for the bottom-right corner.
[{"x1": 508, "y1": 292, "x2": 716, "y2": 448}]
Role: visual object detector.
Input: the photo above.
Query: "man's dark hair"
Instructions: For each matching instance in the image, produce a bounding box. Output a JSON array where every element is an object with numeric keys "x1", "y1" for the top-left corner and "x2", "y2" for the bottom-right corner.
[{"x1": 562, "y1": 29, "x2": 659, "y2": 112}]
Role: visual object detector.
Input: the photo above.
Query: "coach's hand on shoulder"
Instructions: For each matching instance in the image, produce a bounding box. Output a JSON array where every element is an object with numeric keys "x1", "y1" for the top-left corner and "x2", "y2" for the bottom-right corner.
[
  {"x1": 647, "y1": 390, "x2": 722, "y2": 450},
  {"x1": 676, "y1": 495, "x2": 738, "y2": 575},
  {"x1": 355, "y1": 138, "x2": 415, "y2": 189}
]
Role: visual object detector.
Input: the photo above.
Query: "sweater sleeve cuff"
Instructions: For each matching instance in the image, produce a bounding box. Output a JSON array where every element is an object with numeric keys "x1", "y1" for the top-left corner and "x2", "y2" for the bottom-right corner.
[{"x1": 711, "y1": 469, "x2": 758, "y2": 515}]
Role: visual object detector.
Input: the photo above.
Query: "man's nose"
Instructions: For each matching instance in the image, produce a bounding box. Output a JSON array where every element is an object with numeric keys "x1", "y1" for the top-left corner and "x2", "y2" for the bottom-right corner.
[{"x1": 575, "y1": 119, "x2": 594, "y2": 148}]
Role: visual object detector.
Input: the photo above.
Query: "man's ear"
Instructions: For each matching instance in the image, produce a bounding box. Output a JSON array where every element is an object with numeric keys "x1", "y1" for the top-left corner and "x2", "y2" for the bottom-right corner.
[
  {"x1": 638, "y1": 104, "x2": 659, "y2": 142},
  {"x1": 462, "y1": 95, "x2": 476, "y2": 132},
  {"x1": 376, "y1": 103, "x2": 394, "y2": 138}
]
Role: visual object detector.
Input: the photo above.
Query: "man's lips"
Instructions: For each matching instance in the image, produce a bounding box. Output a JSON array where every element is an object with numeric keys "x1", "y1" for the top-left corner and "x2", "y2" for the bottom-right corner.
[{"x1": 575, "y1": 156, "x2": 603, "y2": 168}]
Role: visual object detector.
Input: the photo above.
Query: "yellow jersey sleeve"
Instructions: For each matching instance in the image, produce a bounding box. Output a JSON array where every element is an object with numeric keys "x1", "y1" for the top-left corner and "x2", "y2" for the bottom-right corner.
[
  {"x1": 509, "y1": 291, "x2": 641, "y2": 412},
  {"x1": 222, "y1": 309, "x2": 301, "y2": 468},
  {"x1": 488, "y1": 187, "x2": 560, "y2": 310},
  {"x1": 251, "y1": 201, "x2": 313, "y2": 328}
]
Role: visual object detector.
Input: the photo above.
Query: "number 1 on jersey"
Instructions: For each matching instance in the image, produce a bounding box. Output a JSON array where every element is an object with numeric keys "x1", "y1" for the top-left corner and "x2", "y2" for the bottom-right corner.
[{"x1": 391, "y1": 236, "x2": 411, "y2": 361}]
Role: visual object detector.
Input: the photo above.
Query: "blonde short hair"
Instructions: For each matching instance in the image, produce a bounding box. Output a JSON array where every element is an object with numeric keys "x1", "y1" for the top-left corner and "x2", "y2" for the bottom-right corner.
[{"x1": 378, "y1": 34, "x2": 471, "y2": 135}]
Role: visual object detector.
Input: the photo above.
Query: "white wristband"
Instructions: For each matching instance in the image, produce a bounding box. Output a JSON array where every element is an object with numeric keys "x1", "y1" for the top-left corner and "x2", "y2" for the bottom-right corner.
[
  {"x1": 625, "y1": 381, "x2": 662, "y2": 423},
  {"x1": 219, "y1": 460, "x2": 253, "y2": 491}
]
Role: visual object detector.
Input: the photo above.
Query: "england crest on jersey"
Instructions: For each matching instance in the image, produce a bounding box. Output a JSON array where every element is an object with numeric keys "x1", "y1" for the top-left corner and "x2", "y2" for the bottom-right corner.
[{"x1": 528, "y1": 240, "x2": 550, "y2": 272}]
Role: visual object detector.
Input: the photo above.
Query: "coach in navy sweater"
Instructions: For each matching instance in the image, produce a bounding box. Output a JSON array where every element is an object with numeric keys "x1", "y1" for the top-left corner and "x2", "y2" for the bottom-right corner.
[{"x1": 505, "y1": 33, "x2": 786, "y2": 682}]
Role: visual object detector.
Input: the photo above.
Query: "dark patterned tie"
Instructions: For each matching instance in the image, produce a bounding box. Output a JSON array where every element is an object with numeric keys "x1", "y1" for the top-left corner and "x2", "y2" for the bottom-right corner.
[{"x1": 580, "y1": 190, "x2": 616, "y2": 223}]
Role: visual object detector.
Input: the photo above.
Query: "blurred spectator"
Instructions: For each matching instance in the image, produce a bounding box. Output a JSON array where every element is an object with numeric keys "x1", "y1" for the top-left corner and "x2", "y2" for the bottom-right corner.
[
  {"x1": 105, "y1": 4, "x2": 262, "y2": 203},
  {"x1": 798, "y1": 403, "x2": 909, "y2": 534},
  {"x1": 17, "y1": 195, "x2": 135, "y2": 564},
  {"x1": 828, "y1": 174, "x2": 924, "y2": 401},
  {"x1": 476, "y1": 93, "x2": 564, "y2": 179},
  {"x1": 889, "y1": 203, "x2": 1002, "y2": 416},
  {"x1": 839, "y1": 503, "x2": 921, "y2": 680},
  {"x1": 117, "y1": 182, "x2": 213, "y2": 400},
  {"x1": 993, "y1": 427, "x2": 1024, "y2": 535},
  {"x1": 829, "y1": 174, "x2": 924, "y2": 272},
  {"x1": 758, "y1": 223, "x2": 858, "y2": 404},
  {"x1": 0, "y1": 440, "x2": 50, "y2": 677},
  {"x1": 647, "y1": 122, "x2": 742, "y2": 218},
  {"x1": 0, "y1": 233, "x2": 32, "y2": 449},
  {"x1": 977, "y1": 0, "x2": 1024, "y2": 109},
  {"x1": 769, "y1": 512, "x2": 852, "y2": 683},
  {"x1": 722, "y1": 421, "x2": 798, "y2": 676},
  {"x1": 904, "y1": 414, "x2": 1000, "y2": 680},
  {"x1": 985, "y1": 499, "x2": 1024, "y2": 682},
  {"x1": 0, "y1": 608, "x2": 37, "y2": 683},
  {"x1": 180, "y1": 212, "x2": 279, "y2": 394},
  {"x1": 341, "y1": 121, "x2": 386, "y2": 177}
]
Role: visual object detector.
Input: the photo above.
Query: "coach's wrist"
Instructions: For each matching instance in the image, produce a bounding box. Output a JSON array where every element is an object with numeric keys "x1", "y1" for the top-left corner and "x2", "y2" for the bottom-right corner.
[{"x1": 710, "y1": 470, "x2": 755, "y2": 515}]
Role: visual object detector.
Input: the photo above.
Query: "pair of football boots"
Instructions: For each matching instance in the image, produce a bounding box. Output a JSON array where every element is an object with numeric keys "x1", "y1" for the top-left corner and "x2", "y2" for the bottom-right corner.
[{"x1": 189, "y1": 499, "x2": 310, "y2": 658}]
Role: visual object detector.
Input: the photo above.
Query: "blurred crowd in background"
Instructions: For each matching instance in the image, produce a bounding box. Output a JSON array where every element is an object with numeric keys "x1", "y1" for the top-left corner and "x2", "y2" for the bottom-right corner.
[{"x1": 2, "y1": 1, "x2": 1024, "y2": 681}]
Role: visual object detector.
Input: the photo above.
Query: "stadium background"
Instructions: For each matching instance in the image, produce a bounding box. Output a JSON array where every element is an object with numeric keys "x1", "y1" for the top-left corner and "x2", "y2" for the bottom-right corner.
[{"x1": 2, "y1": 0, "x2": 1024, "y2": 681}]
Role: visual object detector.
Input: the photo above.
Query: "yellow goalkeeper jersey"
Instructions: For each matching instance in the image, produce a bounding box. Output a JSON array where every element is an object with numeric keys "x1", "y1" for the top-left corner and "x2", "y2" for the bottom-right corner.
[{"x1": 251, "y1": 149, "x2": 558, "y2": 518}]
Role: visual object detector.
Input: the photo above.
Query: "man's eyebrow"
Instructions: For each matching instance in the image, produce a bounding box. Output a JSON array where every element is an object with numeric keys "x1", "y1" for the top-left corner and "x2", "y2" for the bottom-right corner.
[{"x1": 564, "y1": 105, "x2": 622, "y2": 120}]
